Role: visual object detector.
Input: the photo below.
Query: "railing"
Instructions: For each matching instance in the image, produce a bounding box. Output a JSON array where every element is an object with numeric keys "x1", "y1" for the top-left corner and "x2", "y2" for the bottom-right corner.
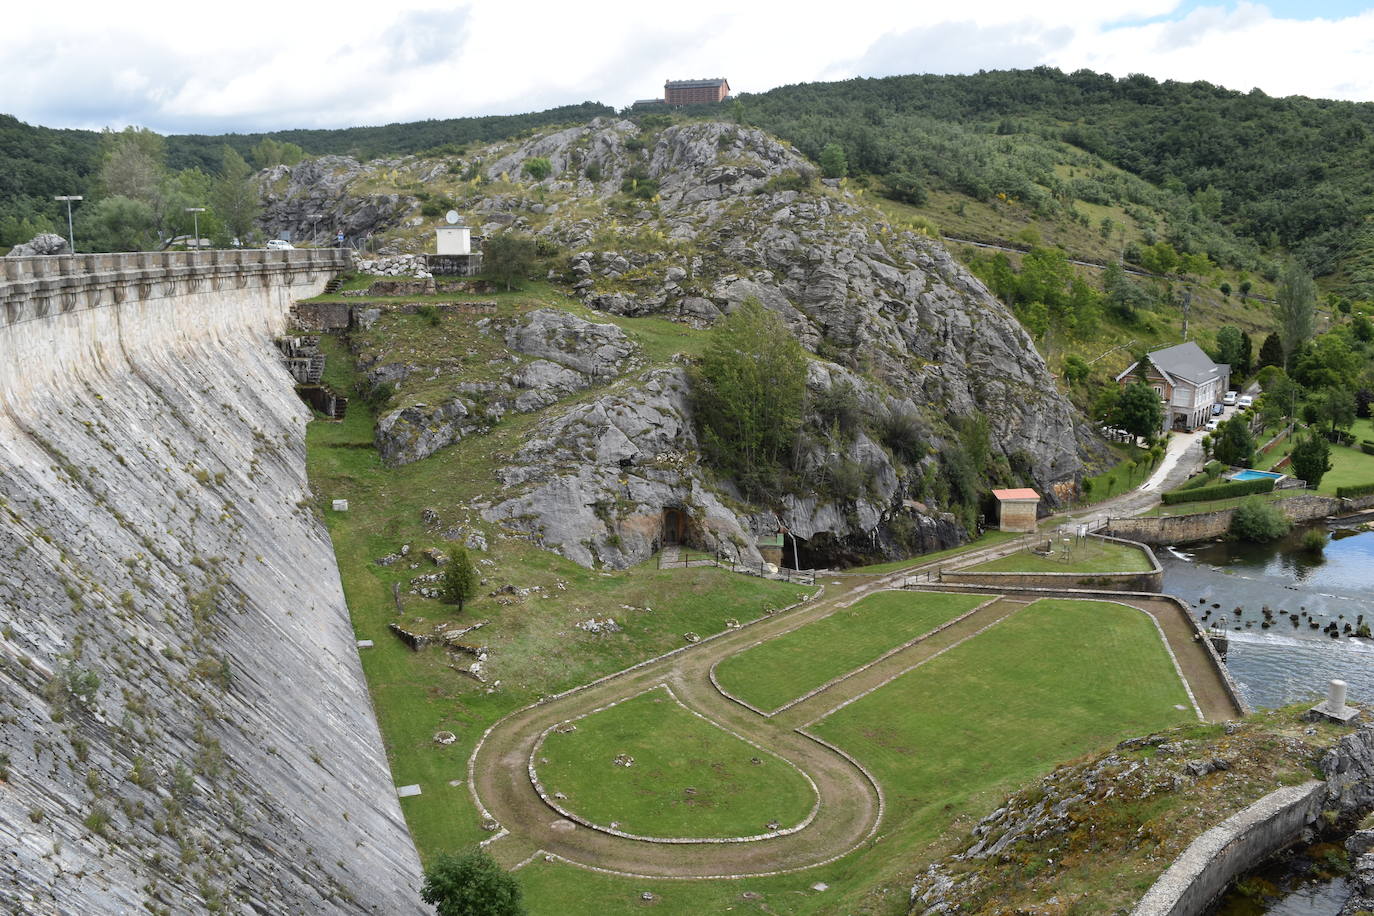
[
  {"x1": 657, "y1": 547, "x2": 816, "y2": 585},
  {"x1": 1, "y1": 248, "x2": 349, "y2": 283}
]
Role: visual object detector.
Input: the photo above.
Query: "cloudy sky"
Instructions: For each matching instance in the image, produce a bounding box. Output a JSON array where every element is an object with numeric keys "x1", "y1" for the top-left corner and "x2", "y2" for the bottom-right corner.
[{"x1": 5, "y1": 0, "x2": 1373, "y2": 135}]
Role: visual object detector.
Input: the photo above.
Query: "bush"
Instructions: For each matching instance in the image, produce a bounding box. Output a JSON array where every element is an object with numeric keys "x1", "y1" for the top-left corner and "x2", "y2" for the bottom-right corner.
[
  {"x1": 1229, "y1": 497, "x2": 1291, "y2": 542},
  {"x1": 584, "y1": 162, "x2": 602, "y2": 182},
  {"x1": 1336, "y1": 482, "x2": 1374, "y2": 499},
  {"x1": 813, "y1": 379, "x2": 863, "y2": 437},
  {"x1": 878, "y1": 408, "x2": 924, "y2": 460},
  {"x1": 1362, "y1": 441, "x2": 1374, "y2": 456},
  {"x1": 416, "y1": 304, "x2": 442, "y2": 327},
  {"x1": 1300, "y1": 529, "x2": 1327, "y2": 553},
  {"x1": 522, "y1": 157, "x2": 552, "y2": 181},
  {"x1": 421, "y1": 848, "x2": 525, "y2": 916},
  {"x1": 1161, "y1": 476, "x2": 1276, "y2": 505},
  {"x1": 758, "y1": 171, "x2": 814, "y2": 195},
  {"x1": 482, "y1": 234, "x2": 538, "y2": 291}
]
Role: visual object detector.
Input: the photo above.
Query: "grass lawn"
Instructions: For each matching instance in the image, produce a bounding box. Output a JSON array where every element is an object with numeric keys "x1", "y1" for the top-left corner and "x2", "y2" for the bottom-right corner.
[
  {"x1": 966, "y1": 537, "x2": 1152, "y2": 573},
  {"x1": 713, "y1": 591, "x2": 989, "y2": 713},
  {"x1": 1318, "y1": 419, "x2": 1374, "y2": 494},
  {"x1": 536, "y1": 686, "x2": 816, "y2": 838},
  {"x1": 845, "y1": 529, "x2": 1021, "y2": 574},
  {"x1": 811, "y1": 599, "x2": 1194, "y2": 885}
]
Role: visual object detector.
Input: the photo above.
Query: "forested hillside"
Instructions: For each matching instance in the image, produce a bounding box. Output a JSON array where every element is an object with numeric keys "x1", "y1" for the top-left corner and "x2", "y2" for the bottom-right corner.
[{"x1": 5, "y1": 67, "x2": 1373, "y2": 294}]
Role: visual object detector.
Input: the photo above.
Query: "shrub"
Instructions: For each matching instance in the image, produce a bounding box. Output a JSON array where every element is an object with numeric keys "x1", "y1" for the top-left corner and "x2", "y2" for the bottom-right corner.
[
  {"x1": 1300, "y1": 529, "x2": 1327, "y2": 553},
  {"x1": 881, "y1": 172, "x2": 928, "y2": 205},
  {"x1": 879, "y1": 408, "x2": 924, "y2": 460},
  {"x1": 1161, "y1": 477, "x2": 1276, "y2": 505},
  {"x1": 362, "y1": 381, "x2": 395, "y2": 412},
  {"x1": 521, "y1": 157, "x2": 552, "y2": 181},
  {"x1": 1336, "y1": 482, "x2": 1374, "y2": 499},
  {"x1": 758, "y1": 171, "x2": 814, "y2": 195},
  {"x1": 584, "y1": 162, "x2": 602, "y2": 182},
  {"x1": 416, "y1": 304, "x2": 442, "y2": 327},
  {"x1": 1288, "y1": 433, "x2": 1332, "y2": 489},
  {"x1": 483, "y1": 233, "x2": 538, "y2": 291},
  {"x1": 421, "y1": 848, "x2": 525, "y2": 916},
  {"x1": 1361, "y1": 441, "x2": 1374, "y2": 456},
  {"x1": 619, "y1": 166, "x2": 659, "y2": 200},
  {"x1": 824, "y1": 458, "x2": 867, "y2": 503},
  {"x1": 1229, "y1": 497, "x2": 1291, "y2": 542},
  {"x1": 813, "y1": 379, "x2": 863, "y2": 437}
]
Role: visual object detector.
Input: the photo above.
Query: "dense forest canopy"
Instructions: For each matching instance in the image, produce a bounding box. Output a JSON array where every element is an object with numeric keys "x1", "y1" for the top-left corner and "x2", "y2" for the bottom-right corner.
[{"x1": 3, "y1": 68, "x2": 1373, "y2": 290}]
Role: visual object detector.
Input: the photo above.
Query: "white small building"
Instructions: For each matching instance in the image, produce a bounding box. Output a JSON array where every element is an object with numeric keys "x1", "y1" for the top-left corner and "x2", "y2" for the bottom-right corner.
[{"x1": 436, "y1": 224, "x2": 471, "y2": 255}]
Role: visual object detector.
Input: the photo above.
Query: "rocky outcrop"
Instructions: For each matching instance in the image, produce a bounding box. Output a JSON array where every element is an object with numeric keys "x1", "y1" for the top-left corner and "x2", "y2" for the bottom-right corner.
[
  {"x1": 5, "y1": 233, "x2": 70, "y2": 256},
  {"x1": 269, "y1": 117, "x2": 1102, "y2": 568},
  {"x1": 258, "y1": 156, "x2": 419, "y2": 246},
  {"x1": 482, "y1": 368, "x2": 758, "y2": 569}
]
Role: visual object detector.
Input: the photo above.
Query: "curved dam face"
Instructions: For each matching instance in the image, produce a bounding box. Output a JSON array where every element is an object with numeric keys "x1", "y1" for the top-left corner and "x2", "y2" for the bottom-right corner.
[{"x1": 0, "y1": 252, "x2": 424, "y2": 914}]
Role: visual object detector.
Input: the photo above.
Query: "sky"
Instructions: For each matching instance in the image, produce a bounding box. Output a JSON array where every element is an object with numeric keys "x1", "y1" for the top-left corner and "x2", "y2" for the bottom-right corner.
[{"x1": 4, "y1": 0, "x2": 1374, "y2": 135}]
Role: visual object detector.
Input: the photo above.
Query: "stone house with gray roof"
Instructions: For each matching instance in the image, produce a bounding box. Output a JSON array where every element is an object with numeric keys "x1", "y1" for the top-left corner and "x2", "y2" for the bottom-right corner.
[{"x1": 1115, "y1": 342, "x2": 1230, "y2": 432}]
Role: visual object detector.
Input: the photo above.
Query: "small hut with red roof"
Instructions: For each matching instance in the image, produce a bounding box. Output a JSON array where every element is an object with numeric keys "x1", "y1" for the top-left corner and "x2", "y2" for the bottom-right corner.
[{"x1": 991, "y1": 488, "x2": 1040, "y2": 533}]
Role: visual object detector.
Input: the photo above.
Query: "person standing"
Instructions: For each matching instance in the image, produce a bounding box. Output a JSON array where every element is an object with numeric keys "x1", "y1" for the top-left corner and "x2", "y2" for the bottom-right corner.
[{"x1": 336, "y1": 230, "x2": 345, "y2": 248}]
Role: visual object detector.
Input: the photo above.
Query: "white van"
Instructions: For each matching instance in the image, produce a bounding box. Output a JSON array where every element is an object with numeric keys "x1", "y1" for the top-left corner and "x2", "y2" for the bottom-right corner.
[{"x1": 1222, "y1": 390, "x2": 1238, "y2": 406}]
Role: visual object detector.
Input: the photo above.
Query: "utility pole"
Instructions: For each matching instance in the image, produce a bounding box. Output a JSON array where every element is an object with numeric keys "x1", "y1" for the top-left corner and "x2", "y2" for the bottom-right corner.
[
  {"x1": 54, "y1": 195, "x2": 82, "y2": 253},
  {"x1": 1181, "y1": 287, "x2": 1192, "y2": 341}
]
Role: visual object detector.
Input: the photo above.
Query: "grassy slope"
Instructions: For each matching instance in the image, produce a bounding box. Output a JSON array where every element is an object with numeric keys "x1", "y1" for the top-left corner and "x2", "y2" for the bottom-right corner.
[
  {"x1": 537, "y1": 686, "x2": 817, "y2": 838},
  {"x1": 307, "y1": 318, "x2": 813, "y2": 856},
  {"x1": 967, "y1": 537, "x2": 1153, "y2": 573},
  {"x1": 713, "y1": 591, "x2": 987, "y2": 713}
]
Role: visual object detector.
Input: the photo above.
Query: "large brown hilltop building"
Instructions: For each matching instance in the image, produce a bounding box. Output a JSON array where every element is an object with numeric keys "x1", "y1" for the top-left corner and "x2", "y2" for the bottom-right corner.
[{"x1": 664, "y1": 78, "x2": 730, "y2": 105}]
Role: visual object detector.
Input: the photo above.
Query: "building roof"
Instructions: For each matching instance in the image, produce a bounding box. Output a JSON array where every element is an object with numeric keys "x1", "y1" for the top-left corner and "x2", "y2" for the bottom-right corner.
[
  {"x1": 665, "y1": 78, "x2": 729, "y2": 89},
  {"x1": 992, "y1": 488, "x2": 1040, "y2": 501},
  {"x1": 1115, "y1": 341, "x2": 1226, "y2": 386}
]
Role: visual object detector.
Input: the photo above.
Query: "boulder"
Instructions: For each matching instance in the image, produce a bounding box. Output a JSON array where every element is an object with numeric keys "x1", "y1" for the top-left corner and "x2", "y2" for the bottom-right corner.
[{"x1": 6, "y1": 233, "x2": 70, "y2": 257}]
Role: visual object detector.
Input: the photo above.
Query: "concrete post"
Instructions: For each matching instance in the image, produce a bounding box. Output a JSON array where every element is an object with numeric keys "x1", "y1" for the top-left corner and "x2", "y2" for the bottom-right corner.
[{"x1": 1327, "y1": 679, "x2": 1348, "y2": 713}]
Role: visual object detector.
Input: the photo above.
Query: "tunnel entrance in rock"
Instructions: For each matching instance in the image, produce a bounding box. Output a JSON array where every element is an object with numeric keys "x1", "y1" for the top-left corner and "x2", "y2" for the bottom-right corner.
[{"x1": 662, "y1": 507, "x2": 687, "y2": 546}]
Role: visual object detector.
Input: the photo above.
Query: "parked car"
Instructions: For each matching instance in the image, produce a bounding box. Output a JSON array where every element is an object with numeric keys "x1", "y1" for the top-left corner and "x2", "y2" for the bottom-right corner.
[
  {"x1": 1237, "y1": 395, "x2": 1254, "y2": 409},
  {"x1": 266, "y1": 239, "x2": 294, "y2": 250},
  {"x1": 1212, "y1": 403, "x2": 1224, "y2": 416},
  {"x1": 1223, "y1": 390, "x2": 1238, "y2": 406},
  {"x1": 1205, "y1": 418, "x2": 1220, "y2": 431}
]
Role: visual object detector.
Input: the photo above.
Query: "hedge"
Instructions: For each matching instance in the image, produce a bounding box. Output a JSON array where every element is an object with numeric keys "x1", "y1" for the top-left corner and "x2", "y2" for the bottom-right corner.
[
  {"x1": 1178, "y1": 460, "x2": 1228, "y2": 490},
  {"x1": 1162, "y1": 476, "x2": 1277, "y2": 505},
  {"x1": 1360, "y1": 440, "x2": 1374, "y2": 456},
  {"x1": 1336, "y1": 482, "x2": 1374, "y2": 499}
]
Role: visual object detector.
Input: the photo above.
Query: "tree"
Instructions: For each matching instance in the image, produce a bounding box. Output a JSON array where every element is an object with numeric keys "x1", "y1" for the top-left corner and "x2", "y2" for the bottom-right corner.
[
  {"x1": 1229, "y1": 497, "x2": 1290, "y2": 543},
  {"x1": 1113, "y1": 381, "x2": 1164, "y2": 443},
  {"x1": 521, "y1": 157, "x2": 552, "y2": 181},
  {"x1": 1311, "y1": 386, "x2": 1356, "y2": 436},
  {"x1": 1214, "y1": 326, "x2": 1247, "y2": 376},
  {"x1": 482, "y1": 234, "x2": 538, "y2": 291},
  {"x1": 212, "y1": 147, "x2": 261, "y2": 244},
  {"x1": 1211, "y1": 416, "x2": 1255, "y2": 468},
  {"x1": 1061, "y1": 354, "x2": 1090, "y2": 386},
  {"x1": 1274, "y1": 260, "x2": 1317, "y2": 367},
  {"x1": 440, "y1": 549, "x2": 479, "y2": 612},
  {"x1": 83, "y1": 196, "x2": 156, "y2": 251},
  {"x1": 818, "y1": 143, "x2": 848, "y2": 179},
  {"x1": 1288, "y1": 432, "x2": 1332, "y2": 489},
  {"x1": 421, "y1": 849, "x2": 525, "y2": 916},
  {"x1": 691, "y1": 298, "x2": 807, "y2": 498},
  {"x1": 1257, "y1": 373, "x2": 1300, "y2": 429},
  {"x1": 1257, "y1": 332, "x2": 1284, "y2": 370}
]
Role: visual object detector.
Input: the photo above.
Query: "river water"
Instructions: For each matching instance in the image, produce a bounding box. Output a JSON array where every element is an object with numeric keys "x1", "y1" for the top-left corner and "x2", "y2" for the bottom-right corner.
[
  {"x1": 1159, "y1": 520, "x2": 1374, "y2": 710},
  {"x1": 1159, "y1": 519, "x2": 1374, "y2": 915}
]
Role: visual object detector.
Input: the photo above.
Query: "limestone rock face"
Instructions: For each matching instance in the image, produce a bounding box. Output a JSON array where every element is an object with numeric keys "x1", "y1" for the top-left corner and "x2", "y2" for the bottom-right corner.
[
  {"x1": 268, "y1": 117, "x2": 1102, "y2": 567},
  {"x1": 483, "y1": 369, "x2": 756, "y2": 569},
  {"x1": 5, "y1": 233, "x2": 70, "y2": 256},
  {"x1": 258, "y1": 156, "x2": 416, "y2": 244}
]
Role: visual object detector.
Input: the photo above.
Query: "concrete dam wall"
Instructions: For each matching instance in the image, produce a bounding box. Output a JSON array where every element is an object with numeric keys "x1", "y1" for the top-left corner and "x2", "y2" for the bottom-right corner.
[{"x1": 0, "y1": 252, "x2": 425, "y2": 913}]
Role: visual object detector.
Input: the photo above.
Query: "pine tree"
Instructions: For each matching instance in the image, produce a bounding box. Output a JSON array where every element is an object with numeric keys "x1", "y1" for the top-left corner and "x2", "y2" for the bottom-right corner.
[{"x1": 440, "y1": 549, "x2": 479, "y2": 612}]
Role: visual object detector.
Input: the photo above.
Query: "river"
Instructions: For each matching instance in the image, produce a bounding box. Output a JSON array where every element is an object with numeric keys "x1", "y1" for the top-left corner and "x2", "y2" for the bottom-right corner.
[{"x1": 1159, "y1": 519, "x2": 1374, "y2": 710}]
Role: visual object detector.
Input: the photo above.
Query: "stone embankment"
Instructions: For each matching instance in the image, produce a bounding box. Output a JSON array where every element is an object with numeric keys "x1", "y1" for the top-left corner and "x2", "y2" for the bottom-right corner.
[
  {"x1": 0, "y1": 250, "x2": 424, "y2": 914},
  {"x1": 1106, "y1": 494, "x2": 1374, "y2": 545},
  {"x1": 1133, "y1": 727, "x2": 1374, "y2": 916}
]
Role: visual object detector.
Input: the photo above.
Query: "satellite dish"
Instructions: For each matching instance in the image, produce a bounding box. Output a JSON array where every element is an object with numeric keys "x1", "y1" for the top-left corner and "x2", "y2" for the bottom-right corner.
[{"x1": 445, "y1": 210, "x2": 460, "y2": 225}]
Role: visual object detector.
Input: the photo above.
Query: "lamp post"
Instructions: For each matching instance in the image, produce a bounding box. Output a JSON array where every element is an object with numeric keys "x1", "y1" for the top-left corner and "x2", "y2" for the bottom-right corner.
[
  {"x1": 185, "y1": 207, "x2": 206, "y2": 252},
  {"x1": 54, "y1": 195, "x2": 82, "y2": 254}
]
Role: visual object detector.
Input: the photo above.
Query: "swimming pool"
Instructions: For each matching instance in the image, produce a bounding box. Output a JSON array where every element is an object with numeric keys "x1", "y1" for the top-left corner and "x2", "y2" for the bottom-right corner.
[{"x1": 1230, "y1": 469, "x2": 1285, "y2": 482}]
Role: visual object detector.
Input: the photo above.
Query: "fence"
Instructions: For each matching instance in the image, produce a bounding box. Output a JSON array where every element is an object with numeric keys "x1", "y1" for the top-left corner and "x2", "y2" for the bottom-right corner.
[{"x1": 657, "y1": 548, "x2": 816, "y2": 585}]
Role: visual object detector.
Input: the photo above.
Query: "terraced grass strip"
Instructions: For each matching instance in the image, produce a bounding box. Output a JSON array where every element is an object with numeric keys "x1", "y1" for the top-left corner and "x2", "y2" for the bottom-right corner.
[
  {"x1": 713, "y1": 591, "x2": 988, "y2": 714},
  {"x1": 813, "y1": 599, "x2": 1194, "y2": 832},
  {"x1": 535, "y1": 686, "x2": 816, "y2": 840}
]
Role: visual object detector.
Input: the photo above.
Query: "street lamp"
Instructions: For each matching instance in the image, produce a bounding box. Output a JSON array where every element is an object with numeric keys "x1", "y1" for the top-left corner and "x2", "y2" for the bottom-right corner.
[
  {"x1": 185, "y1": 207, "x2": 206, "y2": 251},
  {"x1": 54, "y1": 195, "x2": 82, "y2": 254}
]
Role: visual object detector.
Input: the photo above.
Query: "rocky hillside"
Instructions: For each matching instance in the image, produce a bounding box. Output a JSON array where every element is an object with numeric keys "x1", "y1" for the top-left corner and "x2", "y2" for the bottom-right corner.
[{"x1": 268, "y1": 119, "x2": 1103, "y2": 569}]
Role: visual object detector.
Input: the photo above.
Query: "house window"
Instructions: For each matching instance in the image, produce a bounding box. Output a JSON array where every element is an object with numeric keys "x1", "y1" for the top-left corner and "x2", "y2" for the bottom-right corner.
[{"x1": 1153, "y1": 385, "x2": 1163, "y2": 398}]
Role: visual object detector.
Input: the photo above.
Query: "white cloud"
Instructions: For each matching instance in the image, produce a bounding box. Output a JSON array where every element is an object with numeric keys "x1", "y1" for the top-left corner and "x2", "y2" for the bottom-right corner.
[{"x1": 1, "y1": 0, "x2": 1372, "y2": 134}]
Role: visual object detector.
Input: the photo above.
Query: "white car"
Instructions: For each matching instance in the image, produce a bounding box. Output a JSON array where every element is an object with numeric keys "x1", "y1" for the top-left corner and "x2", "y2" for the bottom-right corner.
[
  {"x1": 1205, "y1": 419, "x2": 1220, "y2": 431},
  {"x1": 1237, "y1": 395, "x2": 1254, "y2": 409},
  {"x1": 266, "y1": 239, "x2": 294, "y2": 250},
  {"x1": 1222, "y1": 390, "x2": 1238, "y2": 406}
]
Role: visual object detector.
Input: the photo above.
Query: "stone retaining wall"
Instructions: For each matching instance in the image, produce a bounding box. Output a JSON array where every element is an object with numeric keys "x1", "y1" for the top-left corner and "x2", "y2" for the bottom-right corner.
[
  {"x1": 1106, "y1": 495, "x2": 1347, "y2": 545},
  {"x1": 1131, "y1": 782, "x2": 1325, "y2": 916},
  {"x1": 940, "y1": 534, "x2": 1163, "y2": 592}
]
